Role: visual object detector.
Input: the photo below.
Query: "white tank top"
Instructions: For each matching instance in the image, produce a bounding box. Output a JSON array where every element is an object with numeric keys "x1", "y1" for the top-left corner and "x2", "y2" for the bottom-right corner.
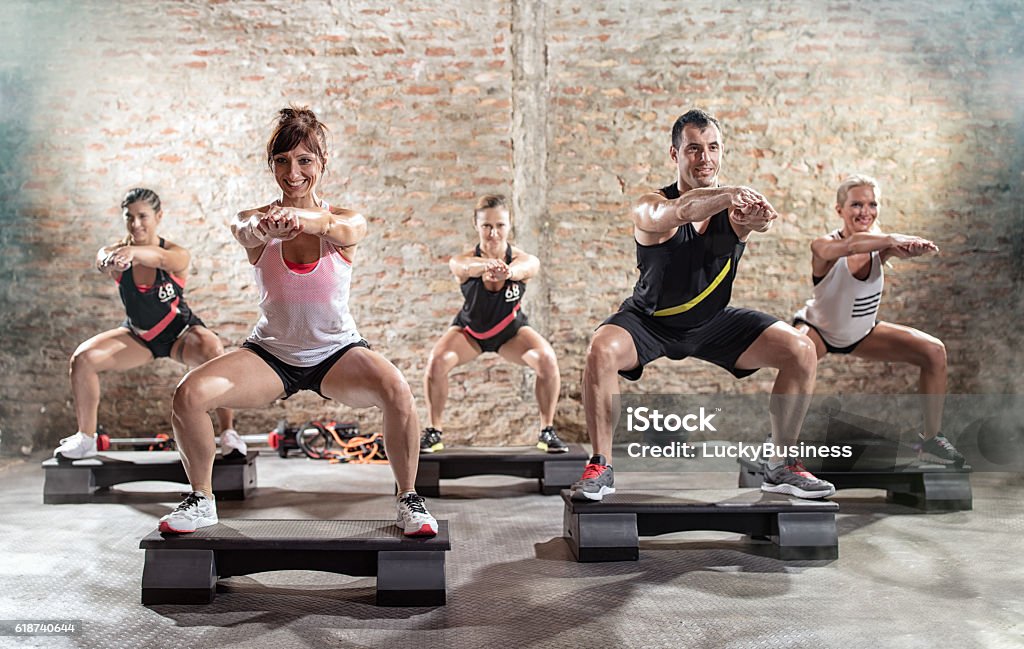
[
  {"x1": 247, "y1": 215, "x2": 361, "y2": 366},
  {"x1": 794, "y1": 250, "x2": 883, "y2": 348}
]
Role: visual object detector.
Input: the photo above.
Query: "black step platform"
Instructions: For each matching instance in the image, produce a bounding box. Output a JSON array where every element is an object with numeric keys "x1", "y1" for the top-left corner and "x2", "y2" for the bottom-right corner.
[
  {"x1": 139, "y1": 519, "x2": 451, "y2": 606},
  {"x1": 42, "y1": 451, "x2": 257, "y2": 503},
  {"x1": 562, "y1": 489, "x2": 838, "y2": 562},
  {"x1": 416, "y1": 444, "x2": 589, "y2": 496},
  {"x1": 736, "y1": 458, "x2": 972, "y2": 511}
]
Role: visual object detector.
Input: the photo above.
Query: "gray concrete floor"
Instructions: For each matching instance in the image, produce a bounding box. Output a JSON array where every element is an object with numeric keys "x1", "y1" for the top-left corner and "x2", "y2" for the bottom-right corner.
[{"x1": 1, "y1": 450, "x2": 1022, "y2": 649}]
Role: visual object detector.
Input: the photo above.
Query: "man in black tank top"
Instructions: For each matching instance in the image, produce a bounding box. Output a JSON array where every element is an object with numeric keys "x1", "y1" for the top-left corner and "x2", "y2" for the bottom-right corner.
[{"x1": 570, "y1": 108, "x2": 836, "y2": 502}]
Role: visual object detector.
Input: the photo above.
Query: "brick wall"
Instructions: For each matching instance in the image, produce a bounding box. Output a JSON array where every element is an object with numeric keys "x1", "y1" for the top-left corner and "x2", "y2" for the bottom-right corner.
[{"x1": 0, "y1": 0, "x2": 1021, "y2": 454}]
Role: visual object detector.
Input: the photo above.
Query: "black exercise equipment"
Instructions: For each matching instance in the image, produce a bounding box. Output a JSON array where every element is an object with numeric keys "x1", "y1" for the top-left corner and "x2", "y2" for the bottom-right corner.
[
  {"x1": 139, "y1": 519, "x2": 451, "y2": 606},
  {"x1": 562, "y1": 489, "x2": 839, "y2": 562},
  {"x1": 42, "y1": 451, "x2": 257, "y2": 503},
  {"x1": 415, "y1": 445, "x2": 589, "y2": 496}
]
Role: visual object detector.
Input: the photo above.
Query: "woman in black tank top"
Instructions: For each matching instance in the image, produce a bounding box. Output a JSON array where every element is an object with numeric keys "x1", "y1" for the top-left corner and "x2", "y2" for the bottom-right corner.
[
  {"x1": 53, "y1": 188, "x2": 241, "y2": 461},
  {"x1": 420, "y1": 195, "x2": 568, "y2": 454}
]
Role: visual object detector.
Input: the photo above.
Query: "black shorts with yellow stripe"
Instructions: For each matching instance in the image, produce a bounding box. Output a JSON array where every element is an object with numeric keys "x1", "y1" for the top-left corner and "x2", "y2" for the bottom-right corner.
[{"x1": 601, "y1": 306, "x2": 778, "y2": 381}]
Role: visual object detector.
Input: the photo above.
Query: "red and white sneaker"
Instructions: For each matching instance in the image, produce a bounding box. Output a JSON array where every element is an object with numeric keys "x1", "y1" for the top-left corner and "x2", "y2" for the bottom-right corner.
[
  {"x1": 761, "y1": 459, "x2": 836, "y2": 499},
  {"x1": 396, "y1": 493, "x2": 438, "y2": 537},
  {"x1": 570, "y1": 454, "x2": 616, "y2": 501}
]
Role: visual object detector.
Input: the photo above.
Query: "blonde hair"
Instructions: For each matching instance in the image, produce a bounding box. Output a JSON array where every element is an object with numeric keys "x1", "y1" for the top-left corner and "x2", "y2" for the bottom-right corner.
[
  {"x1": 836, "y1": 174, "x2": 881, "y2": 207},
  {"x1": 836, "y1": 174, "x2": 882, "y2": 233}
]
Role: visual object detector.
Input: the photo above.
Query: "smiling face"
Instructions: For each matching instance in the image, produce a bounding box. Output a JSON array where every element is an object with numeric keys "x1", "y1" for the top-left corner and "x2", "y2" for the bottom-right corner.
[
  {"x1": 272, "y1": 143, "x2": 323, "y2": 203},
  {"x1": 123, "y1": 200, "x2": 162, "y2": 245},
  {"x1": 671, "y1": 122, "x2": 722, "y2": 190},
  {"x1": 475, "y1": 207, "x2": 511, "y2": 254},
  {"x1": 837, "y1": 184, "x2": 879, "y2": 234}
]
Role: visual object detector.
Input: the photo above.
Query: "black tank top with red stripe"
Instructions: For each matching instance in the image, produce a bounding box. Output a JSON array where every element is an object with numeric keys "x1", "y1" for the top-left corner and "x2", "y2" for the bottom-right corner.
[
  {"x1": 117, "y1": 238, "x2": 194, "y2": 341},
  {"x1": 452, "y1": 244, "x2": 526, "y2": 339},
  {"x1": 620, "y1": 182, "x2": 746, "y2": 328}
]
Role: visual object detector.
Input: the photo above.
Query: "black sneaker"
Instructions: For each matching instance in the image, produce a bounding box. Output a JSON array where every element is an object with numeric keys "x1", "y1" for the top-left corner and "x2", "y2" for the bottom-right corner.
[
  {"x1": 536, "y1": 426, "x2": 569, "y2": 453},
  {"x1": 570, "y1": 454, "x2": 615, "y2": 501},
  {"x1": 918, "y1": 433, "x2": 966, "y2": 467},
  {"x1": 420, "y1": 427, "x2": 443, "y2": 453}
]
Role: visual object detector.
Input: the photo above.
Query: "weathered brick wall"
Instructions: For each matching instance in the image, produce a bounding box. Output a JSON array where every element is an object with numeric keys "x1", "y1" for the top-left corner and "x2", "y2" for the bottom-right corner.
[{"x1": 0, "y1": 0, "x2": 1020, "y2": 454}]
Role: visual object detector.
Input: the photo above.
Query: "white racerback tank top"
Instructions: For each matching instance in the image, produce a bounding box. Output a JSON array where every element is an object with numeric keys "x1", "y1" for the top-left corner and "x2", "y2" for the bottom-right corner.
[
  {"x1": 794, "y1": 250, "x2": 884, "y2": 348},
  {"x1": 247, "y1": 206, "x2": 361, "y2": 366}
]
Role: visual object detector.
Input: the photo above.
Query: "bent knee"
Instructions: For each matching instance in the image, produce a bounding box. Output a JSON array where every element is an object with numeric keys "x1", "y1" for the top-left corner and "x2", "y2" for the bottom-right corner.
[
  {"x1": 785, "y1": 333, "x2": 818, "y2": 371},
  {"x1": 535, "y1": 348, "x2": 560, "y2": 378},
  {"x1": 921, "y1": 338, "x2": 947, "y2": 371},
  {"x1": 70, "y1": 346, "x2": 100, "y2": 374},
  {"x1": 425, "y1": 353, "x2": 453, "y2": 381},
  {"x1": 172, "y1": 373, "x2": 211, "y2": 414},
  {"x1": 379, "y1": 370, "x2": 415, "y2": 412},
  {"x1": 189, "y1": 329, "x2": 225, "y2": 362},
  {"x1": 586, "y1": 337, "x2": 626, "y2": 373}
]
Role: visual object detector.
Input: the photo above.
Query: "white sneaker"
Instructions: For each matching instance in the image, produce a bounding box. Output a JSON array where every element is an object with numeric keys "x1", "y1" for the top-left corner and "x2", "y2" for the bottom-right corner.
[
  {"x1": 396, "y1": 493, "x2": 438, "y2": 537},
  {"x1": 219, "y1": 429, "x2": 247, "y2": 457},
  {"x1": 158, "y1": 492, "x2": 218, "y2": 534},
  {"x1": 54, "y1": 432, "x2": 98, "y2": 460}
]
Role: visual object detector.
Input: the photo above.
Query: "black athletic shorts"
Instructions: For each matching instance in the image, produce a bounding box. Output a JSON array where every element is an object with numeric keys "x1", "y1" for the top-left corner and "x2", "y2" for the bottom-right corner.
[
  {"x1": 457, "y1": 312, "x2": 529, "y2": 354},
  {"x1": 601, "y1": 306, "x2": 778, "y2": 381},
  {"x1": 121, "y1": 312, "x2": 205, "y2": 360},
  {"x1": 793, "y1": 318, "x2": 877, "y2": 355},
  {"x1": 242, "y1": 339, "x2": 370, "y2": 399}
]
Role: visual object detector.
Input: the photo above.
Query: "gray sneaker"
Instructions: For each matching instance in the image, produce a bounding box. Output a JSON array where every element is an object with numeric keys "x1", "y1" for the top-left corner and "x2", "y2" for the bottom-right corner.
[
  {"x1": 761, "y1": 459, "x2": 836, "y2": 499},
  {"x1": 570, "y1": 454, "x2": 615, "y2": 501},
  {"x1": 917, "y1": 433, "x2": 966, "y2": 467}
]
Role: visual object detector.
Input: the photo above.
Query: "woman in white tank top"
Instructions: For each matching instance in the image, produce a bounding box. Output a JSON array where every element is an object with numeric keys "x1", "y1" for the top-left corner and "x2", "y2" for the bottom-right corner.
[
  {"x1": 794, "y1": 174, "x2": 963, "y2": 466},
  {"x1": 159, "y1": 106, "x2": 437, "y2": 537}
]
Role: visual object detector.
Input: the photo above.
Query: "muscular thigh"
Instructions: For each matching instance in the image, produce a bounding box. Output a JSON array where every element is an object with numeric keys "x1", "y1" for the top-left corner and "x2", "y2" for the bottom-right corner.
[
  {"x1": 430, "y1": 327, "x2": 481, "y2": 369},
  {"x1": 498, "y1": 326, "x2": 554, "y2": 367},
  {"x1": 181, "y1": 348, "x2": 286, "y2": 409},
  {"x1": 851, "y1": 321, "x2": 940, "y2": 365},
  {"x1": 173, "y1": 326, "x2": 222, "y2": 367},
  {"x1": 320, "y1": 346, "x2": 409, "y2": 408},
  {"x1": 734, "y1": 321, "x2": 805, "y2": 370},
  {"x1": 75, "y1": 328, "x2": 153, "y2": 371}
]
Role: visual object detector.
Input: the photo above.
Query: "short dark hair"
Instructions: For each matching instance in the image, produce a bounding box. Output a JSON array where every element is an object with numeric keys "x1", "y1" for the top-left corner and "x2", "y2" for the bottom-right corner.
[
  {"x1": 671, "y1": 109, "x2": 722, "y2": 149},
  {"x1": 122, "y1": 187, "x2": 161, "y2": 214},
  {"x1": 472, "y1": 194, "x2": 510, "y2": 227}
]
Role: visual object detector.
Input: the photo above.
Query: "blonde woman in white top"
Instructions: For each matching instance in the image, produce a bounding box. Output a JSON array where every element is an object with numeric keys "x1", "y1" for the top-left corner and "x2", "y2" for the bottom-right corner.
[
  {"x1": 159, "y1": 106, "x2": 438, "y2": 536},
  {"x1": 794, "y1": 174, "x2": 963, "y2": 466}
]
